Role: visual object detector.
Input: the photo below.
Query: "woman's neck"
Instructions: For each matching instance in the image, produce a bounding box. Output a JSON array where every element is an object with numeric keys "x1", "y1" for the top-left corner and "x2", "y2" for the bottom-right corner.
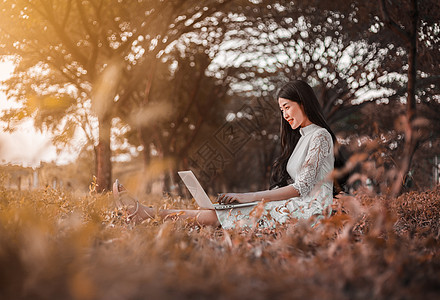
[{"x1": 301, "y1": 119, "x2": 313, "y2": 127}]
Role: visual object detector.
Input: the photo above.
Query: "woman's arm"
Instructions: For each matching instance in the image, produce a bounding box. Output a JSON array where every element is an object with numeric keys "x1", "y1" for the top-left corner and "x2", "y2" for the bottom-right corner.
[
  {"x1": 218, "y1": 185, "x2": 300, "y2": 204},
  {"x1": 219, "y1": 129, "x2": 333, "y2": 205},
  {"x1": 290, "y1": 130, "x2": 332, "y2": 197}
]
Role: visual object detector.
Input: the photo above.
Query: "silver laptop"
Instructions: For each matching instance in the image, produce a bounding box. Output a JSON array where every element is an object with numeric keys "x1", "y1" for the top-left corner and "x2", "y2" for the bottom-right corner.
[{"x1": 178, "y1": 170, "x2": 259, "y2": 210}]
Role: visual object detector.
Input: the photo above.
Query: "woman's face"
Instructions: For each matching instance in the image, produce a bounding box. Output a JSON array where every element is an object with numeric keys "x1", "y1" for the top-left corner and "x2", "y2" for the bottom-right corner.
[{"x1": 278, "y1": 98, "x2": 311, "y2": 130}]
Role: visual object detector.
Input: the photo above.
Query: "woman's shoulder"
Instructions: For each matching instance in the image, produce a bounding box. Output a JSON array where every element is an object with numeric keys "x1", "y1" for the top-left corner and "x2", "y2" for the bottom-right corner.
[
  {"x1": 309, "y1": 126, "x2": 333, "y2": 155},
  {"x1": 308, "y1": 126, "x2": 333, "y2": 151},
  {"x1": 311, "y1": 125, "x2": 332, "y2": 140}
]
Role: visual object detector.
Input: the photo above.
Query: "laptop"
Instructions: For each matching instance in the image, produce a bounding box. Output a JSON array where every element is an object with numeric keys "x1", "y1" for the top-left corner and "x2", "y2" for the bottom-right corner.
[{"x1": 178, "y1": 170, "x2": 259, "y2": 210}]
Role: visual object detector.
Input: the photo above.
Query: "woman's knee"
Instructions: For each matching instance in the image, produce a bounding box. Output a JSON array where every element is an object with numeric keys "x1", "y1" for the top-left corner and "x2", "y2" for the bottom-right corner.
[{"x1": 196, "y1": 210, "x2": 220, "y2": 227}]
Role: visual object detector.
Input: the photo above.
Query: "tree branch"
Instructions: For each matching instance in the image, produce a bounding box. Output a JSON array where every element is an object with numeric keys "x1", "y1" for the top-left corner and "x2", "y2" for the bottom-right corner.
[
  {"x1": 35, "y1": 0, "x2": 89, "y2": 68},
  {"x1": 61, "y1": 0, "x2": 72, "y2": 29},
  {"x1": 379, "y1": 0, "x2": 411, "y2": 44}
]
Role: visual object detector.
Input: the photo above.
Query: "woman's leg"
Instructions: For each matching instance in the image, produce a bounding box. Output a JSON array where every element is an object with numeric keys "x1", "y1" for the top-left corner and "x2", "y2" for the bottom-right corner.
[
  {"x1": 113, "y1": 180, "x2": 220, "y2": 227},
  {"x1": 134, "y1": 203, "x2": 220, "y2": 226}
]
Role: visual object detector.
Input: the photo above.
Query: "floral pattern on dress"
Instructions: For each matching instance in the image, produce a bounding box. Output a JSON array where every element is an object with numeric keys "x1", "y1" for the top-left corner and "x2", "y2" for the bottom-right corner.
[{"x1": 216, "y1": 125, "x2": 334, "y2": 229}]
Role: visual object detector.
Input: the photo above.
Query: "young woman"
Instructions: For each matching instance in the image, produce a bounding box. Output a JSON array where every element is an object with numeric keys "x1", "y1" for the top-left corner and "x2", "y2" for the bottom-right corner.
[{"x1": 113, "y1": 80, "x2": 336, "y2": 229}]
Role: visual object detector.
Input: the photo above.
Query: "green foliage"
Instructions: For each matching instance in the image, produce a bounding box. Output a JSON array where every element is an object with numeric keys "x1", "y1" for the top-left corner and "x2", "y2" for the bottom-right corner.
[{"x1": 0, "y1": 184, "x2": 439, "y2": 299}]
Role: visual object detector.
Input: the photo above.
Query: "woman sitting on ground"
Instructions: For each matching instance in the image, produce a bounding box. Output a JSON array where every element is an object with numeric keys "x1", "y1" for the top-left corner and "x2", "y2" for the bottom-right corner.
[{"x1": 113, "y1": 80, "x2": 336, "y2": 229}]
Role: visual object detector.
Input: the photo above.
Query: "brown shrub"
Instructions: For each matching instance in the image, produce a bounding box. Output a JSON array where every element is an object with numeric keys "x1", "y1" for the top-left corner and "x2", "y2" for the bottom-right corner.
[
  {"x1": 392, "y1": 186, "x2": 440, "y2": 238},
  {"x1": 0, "y1": 185, "x2": 439, "y2": 299}
]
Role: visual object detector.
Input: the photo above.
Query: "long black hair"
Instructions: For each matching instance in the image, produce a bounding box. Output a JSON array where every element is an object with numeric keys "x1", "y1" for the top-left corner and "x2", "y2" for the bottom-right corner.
[{"x1": 270, "y1": 80, "x2": 338, "y2": 190}]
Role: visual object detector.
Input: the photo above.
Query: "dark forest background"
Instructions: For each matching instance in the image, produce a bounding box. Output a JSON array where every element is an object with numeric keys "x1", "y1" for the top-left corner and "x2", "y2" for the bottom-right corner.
[{"x1": 1, "y1": 0, "x2": 439, "y2": 198}]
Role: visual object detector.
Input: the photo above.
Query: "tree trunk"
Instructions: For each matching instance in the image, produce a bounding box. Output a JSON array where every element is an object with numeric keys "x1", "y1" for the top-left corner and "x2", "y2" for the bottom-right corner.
[
  {"x1": 141, "y1": 134, "x2": 152, "y2": 194},
  {"x1": 96, "y1": 116, "x2": 112, "y2": 192},
  {"x1": 172, "y1": 158, "x2": 184, "y2": 197},
  {"x1": 390, "y1": 0, "x2": 419, "y2": 198},
  {"x1": 163, "y1": 170, "x2": 172, "y2": 194}
]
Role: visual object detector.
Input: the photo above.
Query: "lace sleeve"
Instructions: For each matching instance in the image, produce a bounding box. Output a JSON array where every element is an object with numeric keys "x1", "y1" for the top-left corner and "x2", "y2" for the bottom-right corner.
[{"x1": 291, "y1": 130, "x2": 332, "y2": 196}]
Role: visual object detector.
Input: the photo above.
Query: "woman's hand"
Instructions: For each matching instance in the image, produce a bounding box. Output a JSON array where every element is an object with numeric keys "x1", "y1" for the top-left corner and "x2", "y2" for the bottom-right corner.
[
  {"x1": 218, "y1": 186, "x2": 299, "y2": 205},
  {"x1": 217, "y1": 193, "x2": 256, "y2": 205}
]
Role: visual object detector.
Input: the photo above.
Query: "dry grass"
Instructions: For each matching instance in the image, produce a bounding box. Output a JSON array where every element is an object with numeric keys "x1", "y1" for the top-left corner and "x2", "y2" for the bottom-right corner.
[{"x1": 1, "y1": 180, "x2": 440, "y2": 300}]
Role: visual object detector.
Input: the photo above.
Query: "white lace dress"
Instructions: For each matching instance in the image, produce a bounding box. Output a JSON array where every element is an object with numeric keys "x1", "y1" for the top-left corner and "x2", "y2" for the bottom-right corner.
[{"x1": 215, "y1": 124, "x2": 334, "y2": 229}]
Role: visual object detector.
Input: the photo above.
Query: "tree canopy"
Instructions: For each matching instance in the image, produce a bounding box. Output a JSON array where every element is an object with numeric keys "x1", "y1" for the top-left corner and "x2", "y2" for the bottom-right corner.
[
  {"x1": 1, "y1": 0, "x2": 439, "y2": 194},
  {"x1": 0, "y1": 0, "x2": 240, "y2": 191}
]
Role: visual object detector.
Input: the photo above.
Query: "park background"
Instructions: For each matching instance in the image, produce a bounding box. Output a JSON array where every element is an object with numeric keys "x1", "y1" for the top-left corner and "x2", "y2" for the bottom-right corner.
[{"x1": 0, "y1": 1, "x2": 439, "y2": 299}]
